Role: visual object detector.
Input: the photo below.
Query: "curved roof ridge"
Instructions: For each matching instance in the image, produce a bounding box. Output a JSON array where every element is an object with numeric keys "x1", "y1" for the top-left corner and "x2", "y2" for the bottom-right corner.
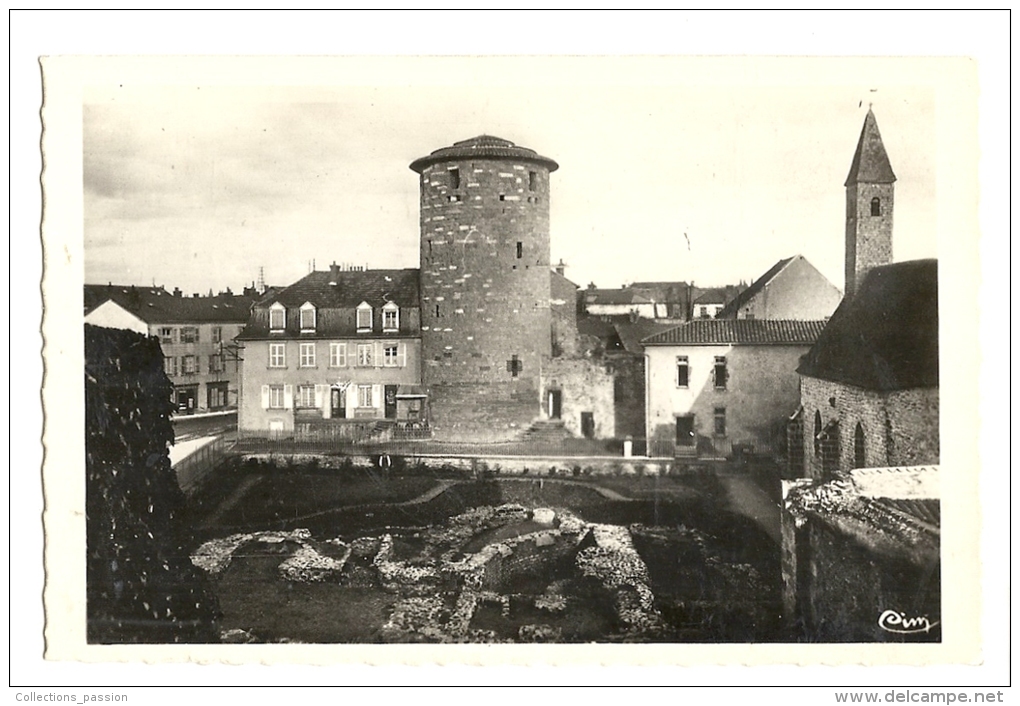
[{"x1": 410, "y1": 135, "x2": 558, "y2": 173}]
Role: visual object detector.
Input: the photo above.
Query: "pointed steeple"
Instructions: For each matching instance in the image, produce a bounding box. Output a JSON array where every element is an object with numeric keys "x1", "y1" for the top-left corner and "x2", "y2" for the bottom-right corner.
[{"x1": 845, "y1": 109, "x2": 897, "y2": 186}]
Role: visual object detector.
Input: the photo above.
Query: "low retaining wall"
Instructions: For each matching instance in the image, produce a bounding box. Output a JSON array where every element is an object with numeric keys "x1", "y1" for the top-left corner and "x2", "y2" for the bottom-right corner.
[{"x1": 235, "y1": 451, "x2": 688, "y2": 477}]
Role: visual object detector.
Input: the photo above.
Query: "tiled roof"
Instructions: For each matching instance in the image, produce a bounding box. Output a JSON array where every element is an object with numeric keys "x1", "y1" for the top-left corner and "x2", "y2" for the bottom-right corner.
[
  {"x1": 798, "y1": 260, "x2": 938, "y2": 391},
  {"x1": 84, "y1": 284, "x2": 257, "y2": 324},
  {"x1": 585, "y1": 289, "x2": 654, "y2": 306},
  {"x1": 237, "y1": 268, "x2": 420, "y2": 340},
  {"x1": 642, "y1": 318, "x2": 826, "y2": 346},
  {"x1": 845, "y1": 109, "x2": 897, "y2": 186},
  {"x1": 613, "y1": 320, "x2": 676, "y2": 355},
  {"x1": 269, "y1": 268, "x2": 419, "y2": 309},
  {"x1": 716, "y1": 257, "x2": 794, "y2": 318},
  {"x1": 693, "y1": 287, "x2": 733, "y2": 306},
  {"x1": 410, "y1": 135, "x2": 558, "y2": 173}
]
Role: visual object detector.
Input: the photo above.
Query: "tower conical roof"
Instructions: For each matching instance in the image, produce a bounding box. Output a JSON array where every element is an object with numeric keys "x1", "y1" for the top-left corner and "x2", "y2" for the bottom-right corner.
[
  {"x1": 845, "y1": 109, "x2": 897, "y2": 186},
  {"x1": 410, "y1": 135, "x2": 558, "y2": 173}
]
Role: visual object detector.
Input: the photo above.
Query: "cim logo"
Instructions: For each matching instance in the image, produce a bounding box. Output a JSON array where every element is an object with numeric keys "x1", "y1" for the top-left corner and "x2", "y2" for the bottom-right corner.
[{"x1": 877, "y1": 609, "x2": 939, "y2": 634}]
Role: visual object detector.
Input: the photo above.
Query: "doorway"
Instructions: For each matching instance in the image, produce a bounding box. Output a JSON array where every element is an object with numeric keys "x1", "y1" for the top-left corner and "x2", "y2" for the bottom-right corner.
[
  {"x1": 176, "y1": 385, "x2": 197, "y2": 415},
  {"x1": 675, "y1": 415, "x2": 695, "y2": 446},
  {"x1": 331, "y1": 387, "x2": 346, "y2": 419},
  {"x1": 384, "y1": 385, "x2": 398, "y2": 419},
  {"x1": 548, "y1": 389, "x2": 562, "y2": 419},
  {"x1": 581, "y1": 412, "x2": 595, "y2": 439}
]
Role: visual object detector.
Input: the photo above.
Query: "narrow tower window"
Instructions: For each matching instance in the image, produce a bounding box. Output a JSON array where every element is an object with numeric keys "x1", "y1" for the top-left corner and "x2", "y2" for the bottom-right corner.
[
  {"x1": 529, "y1": 171, "x2": 537, "y2": 191},
  {"x1": 449, "y1": 168, "x2": 460, "y2": 190},
  {"x1": 516, "y1": 242, "x2": 523, "y2": 259},
  {"x1": 871, "y1": 197, "x2": 881, "y2": 216},
  {"x1": 435, "y1": 304, "x2": 441, "y2": 318}
]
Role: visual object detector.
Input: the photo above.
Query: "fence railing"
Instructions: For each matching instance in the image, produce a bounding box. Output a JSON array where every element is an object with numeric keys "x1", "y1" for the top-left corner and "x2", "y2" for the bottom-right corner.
[{"x1": 173, "y1": 436, "x2": 234, "y2": 494}]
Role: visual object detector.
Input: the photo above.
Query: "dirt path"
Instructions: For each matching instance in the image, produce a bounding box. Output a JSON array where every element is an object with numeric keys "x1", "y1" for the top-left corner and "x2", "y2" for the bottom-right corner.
[
  {"x1": 496, "y1": 476, "x2": 635, "y2": 501},
  {"x1": 717, "y1": 474, "x2": 782, "y2": 544}
]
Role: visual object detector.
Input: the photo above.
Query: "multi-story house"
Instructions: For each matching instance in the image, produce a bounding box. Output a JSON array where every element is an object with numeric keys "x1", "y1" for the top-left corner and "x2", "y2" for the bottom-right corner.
[
  {"x1": 84, "y1": 285, "x2": 253, "y2": 413},
  {"x1": 236, "y1": 266, "x2": 423, "y2": 435},
  {"x1": 642, "y1": 319, "x2": 826, "y2": 458}
]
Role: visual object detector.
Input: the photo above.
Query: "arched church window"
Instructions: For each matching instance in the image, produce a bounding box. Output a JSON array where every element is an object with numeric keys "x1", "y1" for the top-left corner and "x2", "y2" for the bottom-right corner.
[
  {"x1": 813, "y1": 411, "x2": 822, "y2": 457},
  {"x1": 871, "y1": 197, "x2": 881, "y2": 216},
  {"x1": 854, "y1": 422, "x2": 866, "y2": 469}
]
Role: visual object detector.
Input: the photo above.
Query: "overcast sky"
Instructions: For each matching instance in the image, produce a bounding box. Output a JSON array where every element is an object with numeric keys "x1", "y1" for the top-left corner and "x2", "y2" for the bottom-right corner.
[{"x1": 83, "y1": 58, "x2": 941, "y2": 295}]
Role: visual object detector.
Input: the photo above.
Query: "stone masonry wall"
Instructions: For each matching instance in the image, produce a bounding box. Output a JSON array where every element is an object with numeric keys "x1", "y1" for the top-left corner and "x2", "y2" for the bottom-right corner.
[
  {"x1": 418, "y1": 158, "x2": 552, "y2": 434},
  {"x1": 542, "y1": 357, "x2": 615, "y2": 439},
  {"x1": 800, "y1": 376, "x2": 939, "y2": 479},
  {"x1": 845, "y1": 182, "x2": 894, "y2": 296}
]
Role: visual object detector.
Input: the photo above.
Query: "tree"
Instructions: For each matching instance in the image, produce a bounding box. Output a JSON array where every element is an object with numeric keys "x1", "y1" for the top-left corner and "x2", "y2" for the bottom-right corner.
[{"x1": 85, "y1": 325, "x2": 220, "y2": 642}]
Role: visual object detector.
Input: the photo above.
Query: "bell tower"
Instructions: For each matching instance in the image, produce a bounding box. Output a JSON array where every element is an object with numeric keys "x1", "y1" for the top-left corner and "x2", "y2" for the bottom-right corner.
[{"x1": 845, "y1": 109, "x2": 896, "y2": 297}]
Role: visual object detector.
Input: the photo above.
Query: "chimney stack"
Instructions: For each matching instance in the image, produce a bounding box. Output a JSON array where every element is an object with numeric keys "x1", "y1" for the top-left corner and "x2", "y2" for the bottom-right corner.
[
  {"x1": 555, "y1": 259, "x2": 566, "y2": 276},
  {"x1": 329, "y1": 261, "x2": 340, "y2": 286}
]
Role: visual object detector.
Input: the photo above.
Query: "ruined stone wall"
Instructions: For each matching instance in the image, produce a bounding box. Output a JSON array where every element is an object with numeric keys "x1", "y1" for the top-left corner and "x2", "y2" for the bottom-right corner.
[
  {"x1": 418, "y1": 158, "x2": 552, "y2": 435},
  {"x1": 611, "y1": 355, "x2": 645, "y2": 441},
  {"x1": 800, "y1": 376, "x2": 939, "y2": 479},
  {"x1": 800, "y1": 519, "x2": 939, "y2": 642},
  {"x1": 542, "y1": 357, "x2": 615, "y2": 439}
]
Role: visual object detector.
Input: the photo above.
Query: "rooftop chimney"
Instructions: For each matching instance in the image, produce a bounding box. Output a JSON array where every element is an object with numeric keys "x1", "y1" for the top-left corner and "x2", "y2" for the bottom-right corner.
[
  {"x1": 329, "y1": 261, "x2": 340, "y2": 286},
  {"x1": 555, "y1": 259, "x2": 566, "y2": 276}
]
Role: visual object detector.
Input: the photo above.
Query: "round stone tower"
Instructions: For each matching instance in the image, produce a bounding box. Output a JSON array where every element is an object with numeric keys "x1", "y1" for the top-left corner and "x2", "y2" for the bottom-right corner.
[{"x1": 410, "y1": 135, "x2": 558, "y2": 440}]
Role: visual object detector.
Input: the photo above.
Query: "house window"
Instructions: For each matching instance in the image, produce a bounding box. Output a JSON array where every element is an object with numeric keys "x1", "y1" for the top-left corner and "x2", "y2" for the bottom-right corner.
[
  {"x1": 159, "y1": 327, "x2": 174, "y2": 345},
  {"x1": 516, "y1": 241, "x2": 523, "y2": 259},
  {"x1": 357, "y1": 343, "x2": 374, "y2": 367},
  {"x1": 297, "y1": 385, "x2": 316, "y2": 409},
  {"x1": 384, "y1": 344, "x2": 399, "y2": 367},
  {"x1": 713, "y1": 407, "x2": 727, "y2": 436},
  {"x1": 209, "y1": 354, "x2": 224, "y2": 373},
  {"x1": 181, "y1": 355, "x2": 198, "y2": 375},
  {"x1": 699, "y1": 306, "x2": 709, "y2": 319},
  {"x1": 713, "y1": 356, "x2": 727, "y2": 389},
  {"x1": 211, "y1": 326, "x2": 222, "y2": 344},
  {"x1": 270, "y1": 304, "x2": 286, "y2": 331},
  {"x1": 871, "y1": 197, "x2": 881, "y2": 216},
  {"x1": 854, "y1": 422, "x2": 866, "y2": 469},
  {"x1": 299, "y1": 342, "x2": 316, "y2": 368},
  {"x1": 180, "y1": 327, "x2": 199, "y2": 343},
  {"x1": 529, "y1": 171, "x2": 537, "y2": 191},
  {"x1": 357, "y1": 303, "x2": 373, "y2": 332},
  {"x1": 269, "y1": 343, "x2": 286, "y2": 368},
  {"x1": 268, "y1": 385, "x2": 285, "y2": 409},
  {"x1": 300, "y1": 303, "x2": 316, "y2": 331},
  {"x1": 164, "y1": 357, "x2": 177, "y2": 376},
  {"x1": 358, "y1": 384, "x2": 374, "y2": 408},
  {"x1": 676, "y1": 356, "x2": 690, "y2": 388},
  {"x1": 329, "y1": 342, "x2": 346, "y2": 367},
  {"x1": 449, "y1": 168, "x2": 460, "y2": 190},
  {"x1": 382, "y1": 303, "x2": 399, "y2": 331}
]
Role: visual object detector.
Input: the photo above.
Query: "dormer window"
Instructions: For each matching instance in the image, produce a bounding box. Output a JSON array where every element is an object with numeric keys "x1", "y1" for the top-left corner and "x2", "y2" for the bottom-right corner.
[
  {"x1": 269, "y1": 303, "x2": 286, "y2": 332},
  {"x1": 356, "y1": 302, "x2": 373, "y2": 332},
  {"x1": 382, "y1": 301, "x2": 399, "y2": 332},
  {"x1": 300, "y1": 302, "x2": 316, "y2": 332}
]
